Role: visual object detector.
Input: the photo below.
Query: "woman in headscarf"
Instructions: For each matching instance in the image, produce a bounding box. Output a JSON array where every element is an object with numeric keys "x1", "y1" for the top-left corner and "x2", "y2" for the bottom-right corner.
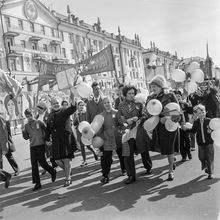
[{"x1": 144, "y1": 75, "x2": 179, "y2": 181}]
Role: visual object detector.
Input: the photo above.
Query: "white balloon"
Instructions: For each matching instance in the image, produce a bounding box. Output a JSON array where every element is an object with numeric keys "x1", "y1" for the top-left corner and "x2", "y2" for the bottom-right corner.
[
  {"x1": 146, "y1": 99, "x2": 163, "y2": 116},
  {"x1": 209, "y1": 118, "x2": 220, "y2": 130},
  {"x1": 135, "y1": 93, "x2": 147, "y2": 104},
  {"x1": 82, "y1": 125, "x2": 95, "y2": 139},
  {"x1": 92, "y1": 136, "x2": 104, "y2": 149},
  {"x1": 211, "y1": 129, "x2": 220, "y2": 142},
  {"x1": 143, "y1": 116, "x2": 160, "y2": 132},
  {"x1": 185, "y1": 81, "x2": 197, "y2": 94},
  {"x1": 77, "y1": 82, "x2": 93, "y2": 99},
  {"x1": 191, "y1": 69, "x2": 204, "y2": 83},
  {"x1": 91, "y1": 114, "x2": 104, "y2": 133},
  {"x1": 78, "y1": 121, "x2": 90, "y2": 133},
  {"x1": 187, "y1": 62, "x2": 200, "y2": 73},
  {"x1": 185, "y1": 122, "x2": 193, "y2": 129},
  {"x1": 164, "y1": 102, "x2": 181, "y2": 116},
  {"x1": 81, "y1": 136, "x2": 92, "y2": 145},
  {"x1": 165, "y1": 118, "x2": 178, "y2": 132},
  {"x1": 171, "y1": 69, "x2": 186, "y2": 82}
]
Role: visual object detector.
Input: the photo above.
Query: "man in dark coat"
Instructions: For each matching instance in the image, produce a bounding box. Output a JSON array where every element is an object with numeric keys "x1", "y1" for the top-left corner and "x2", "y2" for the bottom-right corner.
[{"x1": 86, "y1": 82, "x2": 105, "y2": 123}]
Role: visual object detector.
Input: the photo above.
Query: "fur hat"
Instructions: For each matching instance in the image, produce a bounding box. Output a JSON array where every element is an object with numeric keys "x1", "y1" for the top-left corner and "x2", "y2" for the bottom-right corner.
[
  {"x1": 150, "y1": 75, "x2": 167, "y2": 88},
  {"x1": 37, "y1": 101, "x2": 47, "y2": 110}
]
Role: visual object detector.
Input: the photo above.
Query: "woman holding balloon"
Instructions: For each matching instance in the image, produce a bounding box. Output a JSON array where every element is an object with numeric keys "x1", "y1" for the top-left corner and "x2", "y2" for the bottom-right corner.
[
  {"x1": 117, "y1": 85, "x2": 146, "y2": 184},
  {"x1": 95, "y1": 96, "x2": 125, "y2": 184},
  {"x1": 144, "y1": 75, "x2": 179, "y2": 181},
  {"x1": 73, "y1": 100, "x2": 98, "y2": 167}
]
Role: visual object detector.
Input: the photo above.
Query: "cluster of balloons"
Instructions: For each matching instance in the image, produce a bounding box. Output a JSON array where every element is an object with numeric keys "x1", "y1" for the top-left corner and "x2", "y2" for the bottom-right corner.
[
  {"x1": 171, "y1": 61, "x2": 205, "y2": 94},
  {"x1": 144, "y1": 99, "x2": 181, "y2": 132},
  {"x1": 209, "y1": 118, "x2": 220, "y2": 147},
  {"x1": 78, "y1": 114, "x2": 104, "y2": 148}
]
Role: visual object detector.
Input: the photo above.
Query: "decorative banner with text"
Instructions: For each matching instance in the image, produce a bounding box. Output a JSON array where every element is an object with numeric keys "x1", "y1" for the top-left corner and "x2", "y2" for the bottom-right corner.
[{"x1": 79, "y1": 44, "x2": 115, "y2": 76}]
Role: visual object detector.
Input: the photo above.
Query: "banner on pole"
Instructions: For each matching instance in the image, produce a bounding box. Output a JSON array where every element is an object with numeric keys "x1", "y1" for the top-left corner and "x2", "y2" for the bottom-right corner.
[
  {"x1": 80, "y1": 44, "x2": 115, "y2": 76},
  {"x1": 56, "y1": 67, "x2": 78, "y2": 90}
]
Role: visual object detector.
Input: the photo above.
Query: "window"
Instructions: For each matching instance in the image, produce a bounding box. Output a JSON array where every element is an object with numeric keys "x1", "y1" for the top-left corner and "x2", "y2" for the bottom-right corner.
[
  {"x1": 18, "y1": 20, "x2": 23, "y2": 30},
  {"x1": 9, "y1": 59, "x2": 16, "y2": 71},
  {"x1": 60, "y1": 31, "x2": 64, "y2": 41},
  {"x1": 135, "y1": 62, "x2": 137, "y2": 68},
  {"x1": 20, "y1": 40, "x2": 26, "y2": 48},
  {"x1": 62, "y1": 48, "x2": 66, "y2": 58},
  {"x1": 70, "y1": 49, "x2": 75, "y2": 59},
  {"x1": 30, "y1": 23, "x2": 34, "y2": 32},
  {"x1": 99, "y1": 41, "x2": 103, "y2": 50},
  {"x1": 5, "y1": 17, "x2": 10, "y2": 27},
  {"x1": 68, "y1": 33, "x2": 73, "y2": 43},
  {"x1": 117, "y1": 59, "x2": 120, "y2": 67},
  {"x1": 116, "y1": 47, "x2": 119, "y2": 54},
  {"x1": 31, "y1": 42, "x2": 37, "y2": 50},
  {"x1": 146, "y1": 58, "x2": 150, "y2": 64},
  {"x1": 41, "y1": 25, "x2": 45, "y2": 35},
  {"x1": 43, "y1": 44, "x2": 47, "y2": 52},
  {"x1": 52, "y1": 45, "x2": 57, "y2": 53},
  {"x1": 51, "y1": 28, "x2": 55, "y2": 37}
]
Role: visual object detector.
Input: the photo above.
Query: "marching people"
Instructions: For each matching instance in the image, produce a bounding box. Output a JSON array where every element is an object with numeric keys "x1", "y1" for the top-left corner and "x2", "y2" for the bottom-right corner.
[
  {"x1": 86, "y1": 82, "x2": 105, "y2": 123},
  {"x1": 73, "y1": 100, "x2": 98, "y2": 167},
  {"x1": 114, "y1": 83, "x2": 124, "y2": 110},
  {"x1": 174, "y1": 90, "x2": 192, "y2": 162},
  {"x1": 0, "y1": 112, "x2": 20, "y2": 176},
  {"x1": 5, "y1": 118, "x2": 20, "y2": 175},
  {"x1": 21, "y1": 109, "x2": 57, "y2": 191},
  {"x1": 0, "y1": 168, "x2": 12, "y2": 188},
  {"x1": 117, "y1": 85, "x2": 152, "y2": 184},
  {"x1": 182, "y1": 104, "x2": 214, "y2": 179},
  {"x1": 98, "y1": 96, "x2": 126, "y2": 184},
  {"x1": 36, "y1": 101, "x2": 57, "y2": 175},
  {"x1": 144, "y1": 75, "x2": 179, "y2": 181},
  {"x1": 45, "y1": 93, "x2": 77, "y2": 187}
]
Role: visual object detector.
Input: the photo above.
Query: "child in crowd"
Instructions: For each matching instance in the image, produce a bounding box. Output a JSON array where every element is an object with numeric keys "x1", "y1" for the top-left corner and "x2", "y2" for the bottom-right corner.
[
  {"x1": 174, "y1": 90, "x2": 192, "y2": 162},
  {"x1": 183, "y1": 104, "x2": 214, "y2": 179},
  {"x1": 73, "y1": 100, "x2": 98, "y2": 166},
  {"x1": 21, "y1": 109, "x2": 56, "y2": 191},
  {"x1": 98, "y1": 96, "x2": 125, "y2": 184}
]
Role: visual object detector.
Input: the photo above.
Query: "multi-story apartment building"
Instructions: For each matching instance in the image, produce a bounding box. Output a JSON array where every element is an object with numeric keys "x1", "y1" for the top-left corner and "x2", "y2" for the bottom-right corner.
[
  {"x1": 0, "y1": 0, "x2": 146, "y2": 95},
  {"x1": 142, "y1": 42, "x2": 180, "y2": 82}
]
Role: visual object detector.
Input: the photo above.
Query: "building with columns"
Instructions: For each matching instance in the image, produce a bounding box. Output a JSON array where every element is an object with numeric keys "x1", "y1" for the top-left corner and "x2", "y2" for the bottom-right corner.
[{"x1": 0, "y1": 0, "x2": 146, "y2": 96}]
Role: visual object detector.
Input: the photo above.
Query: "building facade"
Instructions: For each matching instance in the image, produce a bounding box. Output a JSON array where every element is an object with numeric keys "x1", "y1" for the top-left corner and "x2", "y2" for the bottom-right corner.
[
  {"x1": 0, "y1": 0, "x2": 146, "y2": 96},
  {"x1": 142, "y1": 42, "x2": 180, "y2": 82}
]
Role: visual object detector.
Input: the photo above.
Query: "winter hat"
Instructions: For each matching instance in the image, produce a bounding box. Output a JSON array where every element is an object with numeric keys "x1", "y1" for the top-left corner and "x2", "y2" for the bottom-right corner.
[
  {"x1": 37, "y1": 101, "x2": 47, "y2": 110},
  {"x1": 150, "y1": 75, "x2": 167, "y2": 88}
]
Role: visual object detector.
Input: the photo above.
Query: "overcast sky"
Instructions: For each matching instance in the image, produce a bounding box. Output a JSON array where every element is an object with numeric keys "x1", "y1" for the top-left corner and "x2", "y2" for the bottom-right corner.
[{"x1": 49, "y1": 0, "x2": 220, "y2": 66}]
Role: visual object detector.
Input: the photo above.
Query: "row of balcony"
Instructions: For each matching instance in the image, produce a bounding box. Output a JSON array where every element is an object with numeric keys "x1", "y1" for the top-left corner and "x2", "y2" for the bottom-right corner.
[
  {"x1": 4, "y1": 25, "x2": 62, "y2": 43},
  {"x1": 9, "y1": 44, "x2": 65, "y2": 60}
]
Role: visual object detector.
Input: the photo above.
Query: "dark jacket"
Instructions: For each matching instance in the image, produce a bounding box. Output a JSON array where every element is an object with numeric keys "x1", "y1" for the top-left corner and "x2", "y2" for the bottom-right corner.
[
  {"x1": 143, "y1": 91, "x2": 179, "y2": 154},
  {"x1": 45, "y1": 104, "x2": 76, "y2": 160},
  {"x1": 188, "y1": 117, "x2": 213, "y2": 146},
  {"x1": 86, "y1": 98, "x2": 105, "y2": 123}
]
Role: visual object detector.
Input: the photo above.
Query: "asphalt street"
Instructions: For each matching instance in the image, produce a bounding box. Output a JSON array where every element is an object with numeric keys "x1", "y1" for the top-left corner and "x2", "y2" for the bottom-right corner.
[{"x1": 0, "y1": 134, "x2": 220, "y2": 220}]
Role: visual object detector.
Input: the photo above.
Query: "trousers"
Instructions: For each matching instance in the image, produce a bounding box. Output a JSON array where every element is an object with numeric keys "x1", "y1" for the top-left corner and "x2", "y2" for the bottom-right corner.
[
  {"x1": 124, "y1": 139, "x2": 152, "y2": 178},
  {"x1": 30, "y1": 145, "x2": 55, "y2": 184}
]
